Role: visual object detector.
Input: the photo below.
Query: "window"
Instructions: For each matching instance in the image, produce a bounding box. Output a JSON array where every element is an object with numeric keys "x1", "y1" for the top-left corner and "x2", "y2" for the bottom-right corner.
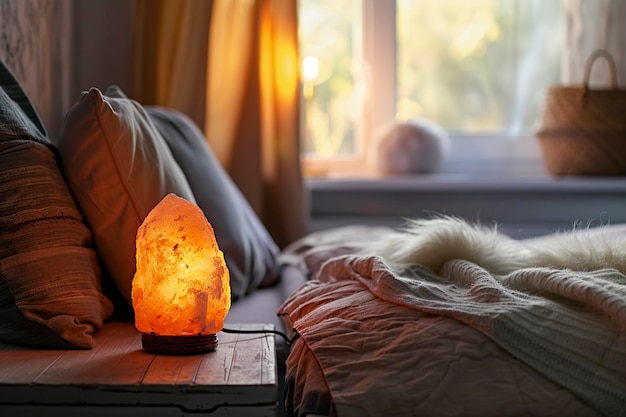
[{"x1": 298, "y1": 0, "x2": 563, "y2": 176}]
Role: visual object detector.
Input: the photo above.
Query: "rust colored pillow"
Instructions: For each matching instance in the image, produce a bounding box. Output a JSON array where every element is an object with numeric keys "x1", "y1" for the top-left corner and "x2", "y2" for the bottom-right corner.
[{"x1": 0, "y1": 63, "x2": 113, "y2": 349}]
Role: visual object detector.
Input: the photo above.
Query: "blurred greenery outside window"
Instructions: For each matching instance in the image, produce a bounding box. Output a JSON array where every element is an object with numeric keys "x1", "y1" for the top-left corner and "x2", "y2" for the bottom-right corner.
[{"x1": 298, "y1": 0, "x2": 562, "y2": 176}]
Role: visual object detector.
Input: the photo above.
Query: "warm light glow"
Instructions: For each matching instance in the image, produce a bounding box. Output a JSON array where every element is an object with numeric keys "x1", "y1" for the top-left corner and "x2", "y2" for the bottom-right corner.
[
  {"x1": 259, "y1": 2, "x2": 299, "y2": 108},
  {"x1": 132, "y1": 194, "x2": 231, "y2": 336},
  {"x1": 302, "y1": 56, "x2": 319, "y2": 82}
]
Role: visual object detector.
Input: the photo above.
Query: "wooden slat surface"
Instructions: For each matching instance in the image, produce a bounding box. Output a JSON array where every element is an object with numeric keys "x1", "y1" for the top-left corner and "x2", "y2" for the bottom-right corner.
[
  {"x1": 0, "y1": 404, "x2": 277, "y2": 417},
  {"x1": 0, "y1": 321, "x2": 277, "y2": 413}
]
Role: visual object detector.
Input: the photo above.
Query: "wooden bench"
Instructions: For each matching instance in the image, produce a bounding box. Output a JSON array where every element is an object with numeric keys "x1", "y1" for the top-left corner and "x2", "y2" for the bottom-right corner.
[{"x1": 0, "y1": 321, "x2": 277, "y2": 416}]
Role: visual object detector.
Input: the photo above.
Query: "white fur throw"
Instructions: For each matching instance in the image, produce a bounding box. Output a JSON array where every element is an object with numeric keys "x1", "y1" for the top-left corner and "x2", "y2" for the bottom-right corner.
[{"x1": 362, "y1": 216, "x2": 626, "y2": 275}]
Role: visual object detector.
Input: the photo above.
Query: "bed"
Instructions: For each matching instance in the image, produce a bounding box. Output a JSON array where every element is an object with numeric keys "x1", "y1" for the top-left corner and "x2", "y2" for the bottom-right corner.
[{"x1": 276, "y1": 221, "x2": 626, "y2": 417}]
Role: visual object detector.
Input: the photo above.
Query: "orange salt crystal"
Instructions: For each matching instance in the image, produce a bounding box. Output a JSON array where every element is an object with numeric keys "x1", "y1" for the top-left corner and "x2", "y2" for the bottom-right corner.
[{"x1": 131, "y1": 193, "x2": 231, "y2": 336}]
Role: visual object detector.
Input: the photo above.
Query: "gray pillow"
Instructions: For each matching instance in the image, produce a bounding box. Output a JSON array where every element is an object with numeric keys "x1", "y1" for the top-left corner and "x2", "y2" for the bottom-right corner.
[{"x1": 146, "y1": 106, "x2": 280, "y2": 300}]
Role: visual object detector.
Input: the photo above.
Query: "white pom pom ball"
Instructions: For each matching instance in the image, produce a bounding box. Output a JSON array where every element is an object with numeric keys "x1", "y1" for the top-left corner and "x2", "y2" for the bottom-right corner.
[{"x1": 377, "y1": 118, "x2": 450, "y2": 174}]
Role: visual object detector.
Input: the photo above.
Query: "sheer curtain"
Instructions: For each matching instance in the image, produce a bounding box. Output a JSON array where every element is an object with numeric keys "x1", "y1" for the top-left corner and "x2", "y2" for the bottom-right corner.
[
  {"x1": 133, "y1": 0, "x2": 307, "y2": 248},
  {"x1": 563, "y1": 0, "x2": 626, "y2": 86}
]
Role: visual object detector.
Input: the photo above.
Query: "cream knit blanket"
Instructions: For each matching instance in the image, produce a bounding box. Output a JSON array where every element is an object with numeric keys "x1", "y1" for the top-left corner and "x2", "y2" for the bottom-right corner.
[{"x1": 317, "y1": 255, "x2": 626, "y2": 417}]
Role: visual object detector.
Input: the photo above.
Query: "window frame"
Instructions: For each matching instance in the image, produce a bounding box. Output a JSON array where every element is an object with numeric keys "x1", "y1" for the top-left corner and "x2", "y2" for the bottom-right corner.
[{"x1": 302, "y1": 0, "x2": 546, "y2": 178}]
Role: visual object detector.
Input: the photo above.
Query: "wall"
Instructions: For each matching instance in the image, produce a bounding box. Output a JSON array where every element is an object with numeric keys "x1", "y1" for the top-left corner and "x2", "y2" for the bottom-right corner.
[
  {"x1": 0, "y1": 0, "x2": 135, "y2": 140},
  {"x1": 72, "y1": 0, "x2": 135, "y2": 101},
  {"x1": 0, "y1": 0, "x2": 73, "y2": 138}
]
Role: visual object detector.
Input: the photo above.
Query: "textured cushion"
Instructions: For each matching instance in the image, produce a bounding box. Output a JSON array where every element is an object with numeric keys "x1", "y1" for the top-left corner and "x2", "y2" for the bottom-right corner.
[
  {"x1": 0, "y1": 60, "x2": 47, "y2": 138},
  {"x1": 146, "y1": 106, "x2": 280, "y2": 299},
  {"x1": 58, "y1": 86, "x2": 196, "y2": 306},
  {"x1": 0, "y1": 64, "x2": 113, "y2": 349}
]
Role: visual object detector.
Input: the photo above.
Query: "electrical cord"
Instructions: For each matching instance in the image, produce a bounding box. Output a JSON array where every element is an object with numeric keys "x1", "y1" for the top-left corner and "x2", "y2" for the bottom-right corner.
[{"x1": 221, "y1": 327, "x2": 297, "y2": 345}]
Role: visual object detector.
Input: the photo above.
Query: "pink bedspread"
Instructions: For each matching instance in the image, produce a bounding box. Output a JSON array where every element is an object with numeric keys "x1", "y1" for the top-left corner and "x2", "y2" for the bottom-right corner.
[
  {"x1": 280, "y1": 277, "x2": 602, "y2": 417},
  {"x1": 277, "y1": 226, "x2": 622, "y2": 417}
]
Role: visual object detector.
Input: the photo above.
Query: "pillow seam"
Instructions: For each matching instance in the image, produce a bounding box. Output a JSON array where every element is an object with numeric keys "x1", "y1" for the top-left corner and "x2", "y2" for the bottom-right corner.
[{"x1": 92, "y1": 90, "x2": 145, "y2": 222}]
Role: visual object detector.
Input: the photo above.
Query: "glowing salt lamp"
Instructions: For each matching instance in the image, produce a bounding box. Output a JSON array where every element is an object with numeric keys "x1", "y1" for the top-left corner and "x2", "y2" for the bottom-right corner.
[{"x1": 131, "y1": 193, "x2": 231, "y2": 354}]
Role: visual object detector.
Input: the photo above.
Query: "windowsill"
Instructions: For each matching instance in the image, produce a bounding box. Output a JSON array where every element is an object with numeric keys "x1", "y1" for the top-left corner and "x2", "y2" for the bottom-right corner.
[
  {"x1": 307, "y1": 173, "x2": 626, "y2": 238},
  {"x1": 308, "y1": 172, "x2": 626, "y2": 191},
  {"x1": 303, "y1": 134, "x2": 547, "y2": 178}
]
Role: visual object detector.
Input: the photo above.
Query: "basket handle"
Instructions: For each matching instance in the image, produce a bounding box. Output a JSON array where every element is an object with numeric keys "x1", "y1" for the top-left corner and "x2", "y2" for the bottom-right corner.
[{"x1": 583, "y1": 49, "x2": 618, "y2": 89}]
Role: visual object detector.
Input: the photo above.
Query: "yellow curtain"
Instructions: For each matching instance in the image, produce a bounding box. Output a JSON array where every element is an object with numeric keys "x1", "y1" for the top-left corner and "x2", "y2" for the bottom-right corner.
[
  {"x1": 132, "y1": 0, "x2": 213, "y2": 129},
  {"x1": 205, "y1": 0, "x2": 256, "y2": 167},
  {"x1": 134, "y1": 0, "x2": 308, "y2": 248},
  {"x1": 206, "y1": 0, "x2": 308, "y2": 248},
  {"x1": 257, "y1": 0, "x2": 307, "y2": 247}
]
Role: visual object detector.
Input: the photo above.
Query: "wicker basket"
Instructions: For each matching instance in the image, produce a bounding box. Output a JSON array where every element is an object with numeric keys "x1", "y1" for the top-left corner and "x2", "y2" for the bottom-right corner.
[{"x1": 536, "y1": 49, "x2": 626, "y2": 176}]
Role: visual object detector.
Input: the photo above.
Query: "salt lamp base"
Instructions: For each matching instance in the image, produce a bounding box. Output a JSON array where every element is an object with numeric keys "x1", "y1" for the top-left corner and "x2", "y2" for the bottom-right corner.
[{"x1": 141, "y1": 333, "x2": 218, "y2": 355}]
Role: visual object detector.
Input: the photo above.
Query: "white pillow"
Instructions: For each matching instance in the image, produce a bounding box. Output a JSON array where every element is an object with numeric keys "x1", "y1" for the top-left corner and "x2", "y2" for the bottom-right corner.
[{"x1": 58, "y1": 86, "x2": 196, "y2": 306}]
